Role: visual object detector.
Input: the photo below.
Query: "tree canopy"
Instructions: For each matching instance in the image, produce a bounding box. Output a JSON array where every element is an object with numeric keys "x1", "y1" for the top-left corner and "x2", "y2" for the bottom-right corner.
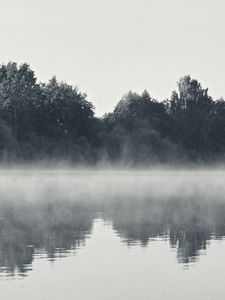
[{"x1": 0, "y1": 62, "x2": 224, "y2": 165}]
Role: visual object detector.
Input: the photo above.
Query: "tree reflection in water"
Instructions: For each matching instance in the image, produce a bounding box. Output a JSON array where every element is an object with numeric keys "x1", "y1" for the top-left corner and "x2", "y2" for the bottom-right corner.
[
  {"x1": 0, "y1": 193, "x2": 225, "y2": 277},
  {"x1": 0, "y1": 199, "x2": 95, "y2": 277}
]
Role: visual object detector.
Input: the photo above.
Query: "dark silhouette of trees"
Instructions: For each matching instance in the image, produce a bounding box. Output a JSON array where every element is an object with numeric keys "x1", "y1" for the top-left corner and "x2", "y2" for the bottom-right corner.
[
  {"x1": 0, "y1": 63, "x2": 97, "y2": 161},
  {"x1": 30, "y1": 77, "x2": 97, "y2": 161},
  {"x1": 0, "y1": 62, "x2": 225, "y2": 164},
  {"x1": 169, "y1": 76, "x2": 213, "y2": 158},
  {"x1": 209, "y1": 98, "x2": 225, "y2": 155},
  {"x1": 101, "y1": 90, "x2": 177, "y2": 163},
  {"x1": 0, "y1": 63, "x2": 38, "y2": 139}
]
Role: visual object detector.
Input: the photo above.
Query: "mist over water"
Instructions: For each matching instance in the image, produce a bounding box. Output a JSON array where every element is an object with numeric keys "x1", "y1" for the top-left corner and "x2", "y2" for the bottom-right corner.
[{"x1": 0, "y1": 169, "x2": 225, "y2": 299}]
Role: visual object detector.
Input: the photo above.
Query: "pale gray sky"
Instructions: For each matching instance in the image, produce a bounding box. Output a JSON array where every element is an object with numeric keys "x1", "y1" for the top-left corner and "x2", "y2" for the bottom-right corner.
[{"x1": 0, "y1": 0, "x2": 224, "y2": 115}]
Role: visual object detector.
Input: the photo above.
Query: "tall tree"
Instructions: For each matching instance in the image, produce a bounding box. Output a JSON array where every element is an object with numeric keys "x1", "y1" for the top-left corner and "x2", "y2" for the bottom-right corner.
[
  {"x1": 38, "y1": 77, "x2": 95, "y2": 140},
  {"x1": 169, "y1": 75, "x2": 213, "y2": 155},
  {"x1": 0, "y1": 62, "x2": 39, "y2": 140}
]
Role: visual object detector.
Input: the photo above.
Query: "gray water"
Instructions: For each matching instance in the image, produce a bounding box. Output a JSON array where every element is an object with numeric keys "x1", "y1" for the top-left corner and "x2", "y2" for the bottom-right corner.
[{"x1": 0, "y1": 170, "x2": 225, "y2": 300}]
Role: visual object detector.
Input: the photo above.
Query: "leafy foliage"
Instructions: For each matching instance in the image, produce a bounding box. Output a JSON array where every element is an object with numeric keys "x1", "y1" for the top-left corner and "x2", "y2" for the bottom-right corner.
[{"x1": 0, "y1": 63, "x2": 224, "y2": 164}]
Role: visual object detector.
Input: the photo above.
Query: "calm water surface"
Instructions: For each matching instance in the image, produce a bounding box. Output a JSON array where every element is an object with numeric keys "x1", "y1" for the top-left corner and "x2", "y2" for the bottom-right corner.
[{"x1": 0, "y1": 170, "x2": 225, "y2": 300}]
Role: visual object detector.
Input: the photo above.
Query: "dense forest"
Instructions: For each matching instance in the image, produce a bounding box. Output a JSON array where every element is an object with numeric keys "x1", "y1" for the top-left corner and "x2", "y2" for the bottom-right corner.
[{"x1": 0, "y1": 62, "x2": 225, "y2": 165}]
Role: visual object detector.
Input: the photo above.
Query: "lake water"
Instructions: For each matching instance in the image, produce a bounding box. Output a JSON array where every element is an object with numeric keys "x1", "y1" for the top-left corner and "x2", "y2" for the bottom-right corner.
[{"x1": 0, "y1": 170, "x2": 225, "y2": 300}]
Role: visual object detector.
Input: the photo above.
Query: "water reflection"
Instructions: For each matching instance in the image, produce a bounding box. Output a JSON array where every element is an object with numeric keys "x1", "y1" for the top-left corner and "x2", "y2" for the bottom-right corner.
[
  {"x1": 0, "y1": 199, "x2": 95, "y2": 277},
  {"x1": 104, "y1": 195, "x2": 225, "y2": 257},
  {"x1": 0, "y1": 171, "x2": 225, "y2": 279}
]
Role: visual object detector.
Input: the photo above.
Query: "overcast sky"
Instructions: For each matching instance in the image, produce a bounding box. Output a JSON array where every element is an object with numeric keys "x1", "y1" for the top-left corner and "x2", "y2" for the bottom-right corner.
[{"x1": 0, "y1": 0, "x2": 224, "y2": 115}]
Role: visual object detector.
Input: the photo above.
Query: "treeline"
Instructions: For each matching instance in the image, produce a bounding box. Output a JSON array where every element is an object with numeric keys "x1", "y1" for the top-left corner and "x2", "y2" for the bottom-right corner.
[{"x1": 0, "y1": 62, "x2": 225, "y2": 164}]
